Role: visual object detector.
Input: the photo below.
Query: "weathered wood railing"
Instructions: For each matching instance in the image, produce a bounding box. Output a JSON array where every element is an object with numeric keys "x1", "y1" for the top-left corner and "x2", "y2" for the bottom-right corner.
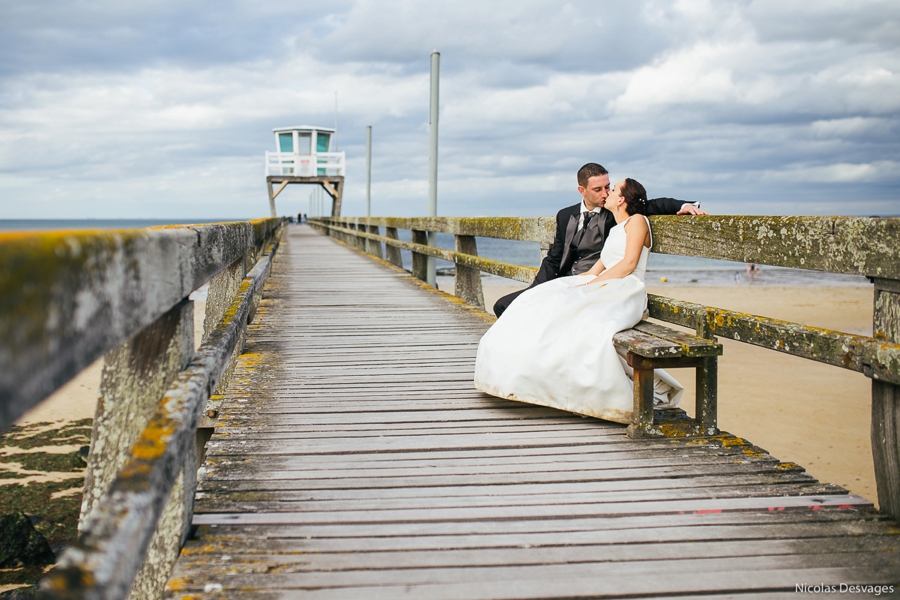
[
  {"x1": 310, "y1": 215, "x2": 900, "y2": 520},
  {"x1": 0, "y1": 218, "x2": 283, "y2": 599}
]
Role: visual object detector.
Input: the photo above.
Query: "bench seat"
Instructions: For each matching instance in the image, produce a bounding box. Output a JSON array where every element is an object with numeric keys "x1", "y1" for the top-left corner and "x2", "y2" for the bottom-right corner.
[{"x1": 613, "y1": 321, "x2": 723, "y2": 438}]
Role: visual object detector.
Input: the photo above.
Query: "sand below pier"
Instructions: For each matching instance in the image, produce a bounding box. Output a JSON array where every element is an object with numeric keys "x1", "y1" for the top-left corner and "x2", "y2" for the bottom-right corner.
[{"x1": 18, "y1": 285, "x2": 879, "y2": 506}]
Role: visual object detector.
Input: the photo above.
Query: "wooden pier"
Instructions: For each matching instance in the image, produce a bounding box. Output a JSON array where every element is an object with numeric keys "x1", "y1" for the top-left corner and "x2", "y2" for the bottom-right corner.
[
  {"x1": 164, "y1": 226, "x2": 900, "y2": 598},
  {"x1": 4, "y1": 215, "x2": 897, "y2": 598}
]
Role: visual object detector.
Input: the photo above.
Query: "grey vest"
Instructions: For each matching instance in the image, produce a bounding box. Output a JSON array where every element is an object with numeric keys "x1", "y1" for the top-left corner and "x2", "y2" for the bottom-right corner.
[{"x1": 566, "y1": 214, "x2": 606, "y2": 275}]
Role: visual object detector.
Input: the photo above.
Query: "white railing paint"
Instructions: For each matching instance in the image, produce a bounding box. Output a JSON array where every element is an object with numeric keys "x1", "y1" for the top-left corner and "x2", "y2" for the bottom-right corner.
[{"x1": 265, "y1": 151, "x2": 346, "y2": 177}]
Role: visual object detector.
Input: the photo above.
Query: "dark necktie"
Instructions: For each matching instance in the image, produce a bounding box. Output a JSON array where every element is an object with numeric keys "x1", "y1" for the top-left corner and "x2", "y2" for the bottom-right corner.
[
  {"x1": 581, "y1": 211, "x2": 595, "y2": 230},
  {"x1": 574, "y1": 212, "x2": 595, "y2": 246}
]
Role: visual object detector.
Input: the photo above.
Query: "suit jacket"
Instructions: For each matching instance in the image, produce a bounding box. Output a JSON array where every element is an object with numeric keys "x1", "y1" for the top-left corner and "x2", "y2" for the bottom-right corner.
[{"x1": 532, "y1": 197, "x2": 688, "y2": 286}]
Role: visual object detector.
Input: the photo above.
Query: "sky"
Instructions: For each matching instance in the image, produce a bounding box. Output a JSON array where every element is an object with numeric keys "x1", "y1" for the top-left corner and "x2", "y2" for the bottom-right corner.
[{"x1": 1, "y1": 0, "x2": 898, "y2": 220}]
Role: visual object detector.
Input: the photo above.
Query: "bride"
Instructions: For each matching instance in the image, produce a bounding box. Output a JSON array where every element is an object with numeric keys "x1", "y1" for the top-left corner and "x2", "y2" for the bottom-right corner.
[{"x1": 474, "y1": 178, "x2": 682, "y2": 424}]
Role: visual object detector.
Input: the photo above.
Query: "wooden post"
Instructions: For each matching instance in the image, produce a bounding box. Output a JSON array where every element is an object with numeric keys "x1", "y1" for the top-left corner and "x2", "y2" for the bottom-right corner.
[
  {"x1": 266, "y1": 180, "x2": 276, "y2": 217},
  {"x1": 357, "y1": 222, "x2": 367, "y2": 252},
  {"x1": 348, "y1": 221, "x2": 357, "y2": 248},
  {"x1": 872, "y1": 277, "x2": 900, "y2": 520},
  {"x1": 628, "y1": 365, "x2": 655, "y2": 438},
  {"x1": 411, "y1": 230, "x2": 429, "y2": 281},
  {"x1": 328, "y1": 179, "x2": 343, "y2": 217},
  {"x1": 695, "y1": 357, "x2": 718, "y2": 436},
  {"x1": 366, "y1": 225, "x2": 384, "y2": 259},
  {"x1": 454, "y1": 235, "x2": 485, "y2": 310},
  {"x1": 197, "y1": 258, "x2": 246, "y2": 462},
  {"x1": 694, "y1": 309, "x2": 718, "y2": 435},
  {"x1": 80, "y1": 299, "x2": 195, "y2": 600},
  {"x1": 385, "y1": 228, "x2": 403, "y2": 269},
  {"x1": 354, "y1": 221, "x2": 366, "y2": 251}
]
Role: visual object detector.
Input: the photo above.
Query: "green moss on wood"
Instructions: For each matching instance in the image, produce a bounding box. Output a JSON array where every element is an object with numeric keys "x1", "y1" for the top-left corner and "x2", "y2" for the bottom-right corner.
[
  {"x1": 648, "y1": 294, "x2": 900, "y2": 383},
  {"x1": 649, "y1": 215, "x2": 900, "y2": 278},
  {"x1": 315, "y1": 215, "x2": 899, "y2": 276},
  {"x1": 314, "y1": 216, "x2": 555, "y2": 243}
]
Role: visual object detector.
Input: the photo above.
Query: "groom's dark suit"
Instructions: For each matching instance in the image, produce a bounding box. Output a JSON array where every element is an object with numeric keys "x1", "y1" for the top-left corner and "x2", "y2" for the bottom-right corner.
[{"x1": 492, "y1": 197, "x2": 691, "y2": 317}]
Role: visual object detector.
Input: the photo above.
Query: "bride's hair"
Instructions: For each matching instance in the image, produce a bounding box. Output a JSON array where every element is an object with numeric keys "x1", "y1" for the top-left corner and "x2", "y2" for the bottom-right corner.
[{"x1": 621, "y1": 178, "x2": 648, "y2": 216}]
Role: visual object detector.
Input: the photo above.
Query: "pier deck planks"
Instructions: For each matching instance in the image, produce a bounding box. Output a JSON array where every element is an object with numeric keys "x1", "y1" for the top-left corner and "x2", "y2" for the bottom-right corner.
[{"x1": 166, "y1": 226, "x2": 900, "y2": 599}]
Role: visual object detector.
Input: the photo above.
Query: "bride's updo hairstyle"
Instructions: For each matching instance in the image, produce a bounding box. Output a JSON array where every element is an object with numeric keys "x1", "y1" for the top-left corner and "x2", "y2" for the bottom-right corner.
[{"x1": 621, "y1": 178, "x2": 648, "y2": 216}]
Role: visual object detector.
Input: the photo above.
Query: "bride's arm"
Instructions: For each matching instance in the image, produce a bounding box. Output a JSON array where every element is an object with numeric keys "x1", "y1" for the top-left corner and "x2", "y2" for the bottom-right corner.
[
  {"x1": 583, "y1": 217, "x2": 649, "y2": 284},
  {"x1": 584, "y1": 257, "x2": 606, "y2": 277},
  {"x1": 574, "y1": 257, "x2": 606, "y2": 286}
]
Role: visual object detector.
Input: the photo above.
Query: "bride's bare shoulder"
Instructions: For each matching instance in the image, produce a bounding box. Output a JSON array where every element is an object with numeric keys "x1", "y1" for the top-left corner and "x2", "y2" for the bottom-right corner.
[{"x1": 624, "y1": 214, "x2": 649, "y2": 233}]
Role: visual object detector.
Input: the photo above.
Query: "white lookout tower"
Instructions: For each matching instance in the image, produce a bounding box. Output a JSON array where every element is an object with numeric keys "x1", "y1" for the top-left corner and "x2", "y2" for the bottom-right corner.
[{"x1": 265, "y1": 125, "x2": 346, "y2": 217}]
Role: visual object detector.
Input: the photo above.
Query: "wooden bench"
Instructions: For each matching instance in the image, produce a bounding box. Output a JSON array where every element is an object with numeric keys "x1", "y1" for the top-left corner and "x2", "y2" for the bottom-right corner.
[{"x1": 613, "y1": 321, "x2": 723, "y2": 438}]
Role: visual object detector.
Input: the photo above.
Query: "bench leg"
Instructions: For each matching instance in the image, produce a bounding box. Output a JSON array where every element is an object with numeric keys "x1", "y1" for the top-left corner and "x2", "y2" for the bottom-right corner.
[
  {"x1": 695, "y1": 356, "x2": 719, "y2": 436},
  {"x1": 626, "y1": 366, "x2": 656, "y2": 438}
]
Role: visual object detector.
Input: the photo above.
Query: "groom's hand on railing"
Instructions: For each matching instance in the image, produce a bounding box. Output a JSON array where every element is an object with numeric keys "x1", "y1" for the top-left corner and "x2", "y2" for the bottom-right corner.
[{"x1": 677, "y1": 204, "x2": 707, "y2": 215}]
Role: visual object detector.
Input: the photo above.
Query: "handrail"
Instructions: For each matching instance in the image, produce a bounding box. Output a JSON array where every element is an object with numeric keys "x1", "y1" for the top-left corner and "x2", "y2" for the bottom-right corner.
[
  {"x1": 313, "y1": 217, "x2": 900, "y2": 381},
  {"x1": 41, "y1": 238, "x2": 279, "y2": 599},
  {"x1": 0, "y1": 219, "x2": 281, "y2": 430},
  {"x1": 318, "y1": 216, "x2": 557, "y2": 243},
  {"x1": 325, "y1": 221, "x2": 539, "y2": 283},
  {"x1": 310, "y1": 216, "x2": 900, "y2": 383},
  {"x1": 648, "y1": 294, "x2": 900, "y2": 384},
  {"x1": 309, "y1": 214, "x2": 900, "y2": 521},
  {"x1": 0, "y1": 218, "x2": 283, "y2": 599},
  {"x1": 314, "y1": 215, "x2": 900, "y2": 278}
]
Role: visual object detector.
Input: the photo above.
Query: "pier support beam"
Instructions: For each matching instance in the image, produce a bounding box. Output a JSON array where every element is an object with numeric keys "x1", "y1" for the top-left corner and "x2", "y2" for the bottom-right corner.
[
  {"x1": 80, "y1": 300, "x2": 195, "y2": 600},
  {"x1": 454, "y1": 235, "x2": 484, "y2": 310},
  {"x1": 872, "y1": 277, "x2": 900, "y2": 520},
  {"x1": 384, "y1": 227, "x2": 403, "y2": 269},
  {"x1": 411, "y1": 230, "x2": 428, "y2": 281},
  {"x1": 365, "y1": 224, "x2": 383, "y2": 260},
  {"x1": 265, "y1": 176, "x2": 344, "y2": 217}
]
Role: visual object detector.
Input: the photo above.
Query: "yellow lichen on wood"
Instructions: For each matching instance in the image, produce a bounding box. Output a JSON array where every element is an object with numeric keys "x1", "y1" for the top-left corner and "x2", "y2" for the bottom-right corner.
[
  {"x1": 129, "y1": 419, "x2": 177, "y2": 462},
  {"x1": 777, "y1": 462, "x2": 801, "y2": 471}
]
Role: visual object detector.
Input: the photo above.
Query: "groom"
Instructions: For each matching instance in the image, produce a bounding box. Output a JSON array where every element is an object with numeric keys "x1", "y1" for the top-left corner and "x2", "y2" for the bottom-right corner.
[{"x1": 492, "y1": 163, "x2": 706, "y2": 317}]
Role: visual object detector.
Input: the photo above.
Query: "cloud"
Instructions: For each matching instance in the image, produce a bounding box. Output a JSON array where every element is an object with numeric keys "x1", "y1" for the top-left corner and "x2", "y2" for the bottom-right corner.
[{"x1": 0, "y1": 0, "x2": 897, "y2": 220}]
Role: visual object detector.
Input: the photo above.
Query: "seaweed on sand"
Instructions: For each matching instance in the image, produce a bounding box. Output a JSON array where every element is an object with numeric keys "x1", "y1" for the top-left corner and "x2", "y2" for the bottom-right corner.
[{"x1": 0, "y1": 420, "x2": 92, "y2": 589}]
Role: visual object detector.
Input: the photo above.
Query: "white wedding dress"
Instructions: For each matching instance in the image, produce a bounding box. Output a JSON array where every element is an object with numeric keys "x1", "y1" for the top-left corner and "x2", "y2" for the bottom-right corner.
[{"x1": 474, "y1": 215, "x2": 683, "y2": 424}]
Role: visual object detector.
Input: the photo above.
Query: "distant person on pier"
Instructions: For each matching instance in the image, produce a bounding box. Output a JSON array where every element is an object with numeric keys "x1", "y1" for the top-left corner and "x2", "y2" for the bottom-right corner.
[{"x1": 492, "y1": 163, "x2": 706, "y2": 317}]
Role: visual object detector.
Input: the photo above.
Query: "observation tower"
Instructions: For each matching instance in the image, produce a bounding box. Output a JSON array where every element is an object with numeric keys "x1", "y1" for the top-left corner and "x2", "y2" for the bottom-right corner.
[{"x1": 265, "y1": 125, "x2": 345, "y2": 217}]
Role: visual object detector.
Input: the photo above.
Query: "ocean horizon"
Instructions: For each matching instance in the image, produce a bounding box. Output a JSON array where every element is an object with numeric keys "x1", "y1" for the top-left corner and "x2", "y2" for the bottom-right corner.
[{"x1": 0, "y1": 218, "x2": 871, "y2": 287}]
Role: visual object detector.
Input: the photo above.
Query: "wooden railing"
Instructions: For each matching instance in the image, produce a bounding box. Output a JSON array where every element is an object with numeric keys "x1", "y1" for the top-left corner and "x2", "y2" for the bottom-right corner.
[
  {"x1": 310, "y1": 215, "x2": 900, "y2": 520},
  {"x1": 0, "y1": 218, "x2": 283, "y2": 599}
]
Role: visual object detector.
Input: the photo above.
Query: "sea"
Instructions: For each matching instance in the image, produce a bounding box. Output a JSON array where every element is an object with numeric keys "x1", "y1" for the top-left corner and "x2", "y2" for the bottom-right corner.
[{"x1": 0, "y1": 219, "x2": 871, "y2": 287}]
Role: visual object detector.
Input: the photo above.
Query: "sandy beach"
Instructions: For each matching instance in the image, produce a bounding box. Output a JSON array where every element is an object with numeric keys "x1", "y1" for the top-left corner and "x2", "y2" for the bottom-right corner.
[{"x1": 18, "y1": 283, "x2": 879, "y2": 506}]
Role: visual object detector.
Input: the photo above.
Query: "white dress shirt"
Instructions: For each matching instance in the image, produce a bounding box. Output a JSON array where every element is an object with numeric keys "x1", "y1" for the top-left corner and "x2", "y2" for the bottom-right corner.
[{"x1": 577, "y1": 201, "x2": 604, "y2": 231}]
